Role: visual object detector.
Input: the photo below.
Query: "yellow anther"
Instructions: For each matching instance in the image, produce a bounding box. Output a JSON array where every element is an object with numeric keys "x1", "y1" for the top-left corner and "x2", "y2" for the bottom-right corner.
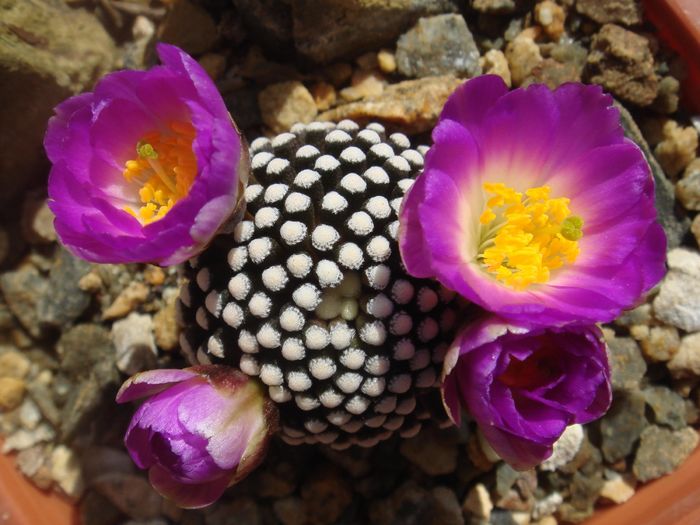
[
  {"x1": 122, "y1": 120, "x2": 198, "y2": 225},
  {"x1": 478, "y1": 183, "x2": 583, "y2": 290}
]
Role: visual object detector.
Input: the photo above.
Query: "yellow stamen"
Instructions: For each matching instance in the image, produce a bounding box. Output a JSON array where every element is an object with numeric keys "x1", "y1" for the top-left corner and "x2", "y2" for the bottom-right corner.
[
  {"x1": 122, "y1": 121, "x2": 197, "y2": 225},
  {"x1": 478, "y1": 183, "x2": 583, "y2": 290}
]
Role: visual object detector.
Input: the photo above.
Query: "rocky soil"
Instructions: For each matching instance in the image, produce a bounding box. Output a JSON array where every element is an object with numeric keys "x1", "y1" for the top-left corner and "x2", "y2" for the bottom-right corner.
[{"x1": 1, "y1": 0, "x2": 700, "y2": 524}]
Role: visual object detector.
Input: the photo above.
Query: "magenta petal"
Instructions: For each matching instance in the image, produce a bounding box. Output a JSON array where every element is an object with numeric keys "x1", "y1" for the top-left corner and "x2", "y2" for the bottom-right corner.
[
  {"x1": 480, "y1": 424, "x2": 553, "y2": 470},
  {"x1": 116, "y1": 369, "x2": 199, "y2": 403},
  {"x1": 397, "y1": 76, "x2": 666, "y2": 326},
  {"x1": 149, "y1": 464, "x2": 231, "y2": 509}
]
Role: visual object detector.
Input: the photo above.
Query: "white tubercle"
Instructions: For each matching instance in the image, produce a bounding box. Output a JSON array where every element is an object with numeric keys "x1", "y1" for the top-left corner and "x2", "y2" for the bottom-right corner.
[
  {"x1": 222, "y1": 303, "x2": 244, "y2": 329},
  {"x1": 287, "y1": 253, "x2": 313, "y2": 278},
  {"x1": 311, "y1": 224, "x2": 340, "y2": 251},
  {"x1": 281, "y1": 337, "x2": 305, "y2": 361},
  {"x1": 264, "y1": 183, "x2": 289, "y2": 203},
  {"x1": 228, "y1": 273, "x2": 251, "y2": 301},
  {"x1": 262, "y1": 265, "x2": 288, "y2": 291},
  {"x1": 248, "y1": 237, "x2": 272, "y2": 264},
  {"x1": 280, "y1": 306, "x2": 305, "y2": 332},
  {"x1": 280, "y1": 221, "x2": 307, "y2": 246},
  {"x1": 338, "y1": 243, "x2": 364, "y2": 270}
]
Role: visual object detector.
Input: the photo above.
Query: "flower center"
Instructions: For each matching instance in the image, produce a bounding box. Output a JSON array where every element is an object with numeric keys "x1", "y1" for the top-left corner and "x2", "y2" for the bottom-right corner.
[
  {"x1": 122, "y1": 121, "x2": 197, "y2": 224},
  {"x1": 498, "y1": 341, "x2": 561, "y2": 390},
  {"x1": 477, "y1": 183, "x2": 583, "y2": 290}
]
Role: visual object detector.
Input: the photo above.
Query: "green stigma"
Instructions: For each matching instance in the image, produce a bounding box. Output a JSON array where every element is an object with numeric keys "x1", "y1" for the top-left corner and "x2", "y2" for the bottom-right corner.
[
  {"x1": 137, "y1": 141, "x2": 158, "y2": 159},
  {"x1": 560, "y1": 215, "x2": 584, "y2": 241}
]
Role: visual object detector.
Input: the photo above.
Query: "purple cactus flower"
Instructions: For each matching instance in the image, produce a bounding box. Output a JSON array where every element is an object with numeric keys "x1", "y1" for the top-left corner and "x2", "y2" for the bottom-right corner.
[
  {"x1": 398, "y1": 75, "x2": 666, "y2": 326},
  {"x1": 441, "y1": 315, "x2": 611, "y2": 469},
  {"x1": 116, "y1": 366, "x2": 278, "y2": 508},
  {"x1": 44, "y1": 44, "x2": 246, "y2": 266}
]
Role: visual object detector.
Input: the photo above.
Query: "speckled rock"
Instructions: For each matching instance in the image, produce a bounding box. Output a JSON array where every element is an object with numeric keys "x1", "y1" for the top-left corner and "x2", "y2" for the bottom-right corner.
[
  {"x1": 111, "y1": 313, "x2": 157, "y2": 375},
  {"x1": 654, "y1": 249, "x2": 700, "y2": 332},
  {"x1": 652, "y1": 76, "x2": 681, "y2": 114},
  {"x1": 395, "y1": 14, "x2": 481, "y2": 78},
  {"x1": 643, "y1": 386, "x2": 686, "y2": 430},
  {"x1": 540, "y1": 424, "x2": 584, "y2": 471},
  {"x1": 668, "y1": 332, "x2": 700, "y2": 378},
  {"x1": 607, "y1": 337, "x2": 646, "y2": 391},
  {"x1": 633, "y1": 426, "x2": 699, "y2": 482},
  {"x1": 0, "y1": 262, "x2": 49, "y2": 338},
  {"x1": 37, "y1": 248, "x2": 92, "y2": 329},
  {"x1": 655, "y1": 121, "x2": 699, "y2": 178},
  {"x1": 505, "y1": 33, "x2": 543, "y2": 86},
  {"x1": 462, "y1": 483, "x2": 493, "y2": 520},
  {"x1": 534, "y1": 1, "x2": 565, "y2": 40},
  {"x1": 600, "y1": 390, "x2": 647, "y2": 463},
  {"x1": 258, "y1": 81, "x2": 318, "y2": 134},
  {"x1": 639, "y1": 325, "x2": 680, "y2": 362},
  {"x1": 94, "y1": 473, "x2": 163, "y2": 521},
  {"x1": 586, "y1": 24, "x2": 658, "y2": 106},
  {"x1": 319, "y1": 75, "x2": 462, "y2": 133},
  {"x1": 575, "y1": 0, "x2": 642, "y2": 26},
  {"x1": 291, "y1": 0, "x2": 458, "y2": 64},
  {"x1": 480, "y1": 49, "x2": 511, "y2": 86}
]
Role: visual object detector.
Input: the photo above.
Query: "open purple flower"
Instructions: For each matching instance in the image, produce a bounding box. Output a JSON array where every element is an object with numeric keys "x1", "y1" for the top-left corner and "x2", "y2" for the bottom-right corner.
[
  {"x1": 45, "y1": 44, "x2": 246, "y2": 266},
  {"x1": 399, "y1": 75, "x2": 666, "y2": 325},
  {"x1": 441, "y1": 315, "x2": 611, "y2": 469},
  {"x1": 116, "y1": 366, "x2": 277, "y2": 508}
]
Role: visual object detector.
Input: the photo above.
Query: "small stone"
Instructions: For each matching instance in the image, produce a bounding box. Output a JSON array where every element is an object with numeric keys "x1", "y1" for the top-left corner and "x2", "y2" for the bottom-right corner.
[
  {"x1": 0, "y1": 262, "x2": 48, "y2": 338},
  {"x1": 58, "y1": 324, "x2": 114, "y2": 381},
  {"x1": 615, "y1": 303, "x2": 652, "y2": 327},
  {"x1": 19, "y1": 398, "x2": 42, "y2": 430},
  {"x1": 143, "y1": 266, "x2": 166, "y2": 287},
  {"x1": 51, "y1": 445, "x2": 84, "y2": 499},
  {"x1": 540, "y1": 424, "x2": 584, "y2": 471},
  {"x1": 158, "y1": 0, "x2": 218, "y2": 55},
  {"x1": 505, "y1": 34, "x2": 543, "y2": 87},
  {"x1": 0, "y1": 377, "x2": 25, "y2": 411},
  {"x1": 395, "y1": 14, "x2": 481, "y2": 79},
  {"x1": 599, "y1": 473, "x2": 636, "y2": 504},
  {"x1": 102, "y1": 281, "x2": 150, "y2": 320},
  {"x1": 80, "y1": 492, "x2": 123, "y2": 525},
  {"x1": 22, "y1": 197, "x2": 56, "y2": 244},
  {"x1": 356, "y1": 51, "x2": 379, "y2": 70},
  {"x1": 633, "y1": 426, "x2": 699, "y2": 482},
  {"x1": 112, "y1": 313, "x2": 157, "y2": 375},
  {"x1": 534, "y1": 516, "x2": 558, "y2": 525},
  {"x1": 300, "y1": 467, "x2": 352, "y2": 525},
  {"x1": 400, "y1": 426, "x2": 458, "y2": 475},
  {"x1": 153, "y1": 288, "x2": 179, "y2": 351},
  {"x1": 292, "y1": 0, "x2": 458, "y2": 64},
  {"x1": 643, "y1": 386, "x2": 686, "y2": 430},
  {"x1": 656, "y1": 121, "x2": 699, "y2": 178},
  {"x1": 319, "y1": 75, "x2": 462, "y2": 134},
  {"x1": 535, "y1": 1, "x2": 565, "y2": 41},
  {"x1": 16, "y1": 445, "x2": 48, "y2": 481},
  {"x1": 2, "y1": 423, "x2": 55, "y2": 453},
  {"x1": 462, "y1": 483, "x2": 493, "y2": 520},
  {"x1": 339, "y1": 71, "x2": 385, "y2": 102},
  {"x1": 37, "y1": 247, "x2": 92, "y2": 329},
  {"x1": 259, "y1": 81, "x2": 318, "y2": 134},
  {"x1": 585, "y1": 24, "x2": 658, "y2": 106},
  {"x1": 0, "y1": 351, "x2": 30, "y2": 379},
  {"x1": 205, "y1": 497, "x2": 261, "y2": 525},
  {"x1": 522, "y1": 58, "x2": 581, "y2": 89},
  {"x1": 576, "y1": 0, "x2": 642, "y2": 26},
  {"x1": 198, "y1": 53, "x2": 227, "y2": 81},
  {"x1": 232, "y1": 0, "x2": 292, "y2": 50},
  {"x1": 607, "y1": 337, "x2": 646, "y2": 391},
  {"x1": 601, "y1": 390, "x2": 647, "y2": 463},
  {"x1": 668, "y1": 332, "x2": 700, "y2": 378},
  {"x1": 692, "y1": 214, "x2": 700, "y2": 246},
  {"x1": 639, "y1": 325, "x2": 680, "y2": 362},
  {"x1": 78, "y1": 270, "x2": 103, "y2": 293},
  {"x1": 652, "y1": 76, "x2": 680, "y2": 114},
  {"x1": 654, "y1": 249, "x2": 700, "y2": 331},
  {"x1": 377, "y1": 49, "x2": 397, "y2": 74},
  {"x1": 310, "y1": 81, "x2": 337, "y2": 111},
  {"x1": 430, "y1": 487, "x2": 464, "y2": 525},
  {"x1": 532, "y1": 492, "x2": 563, "y2": 520},
  {"x1": 273, "y1": 497, "x2": 307, "y2": 525},
  {"x1": 94, "y1": 473, "x2": 163, "y2": 520},
  {"x1": 480, "y1": 49, "x2": 511, "y2": 86}
]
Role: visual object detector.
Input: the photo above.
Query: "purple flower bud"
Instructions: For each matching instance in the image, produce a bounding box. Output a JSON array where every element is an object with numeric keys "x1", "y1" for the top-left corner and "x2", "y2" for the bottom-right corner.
[
  {"x1": 44, "y1": 44, "x2": 247, "y2": 266},
  {"x1": 441, "y1": 315, "x2": 611, "y2": 470},
  {"x1": 116, "y1": 366, "x2": 278, "y2": 508}
]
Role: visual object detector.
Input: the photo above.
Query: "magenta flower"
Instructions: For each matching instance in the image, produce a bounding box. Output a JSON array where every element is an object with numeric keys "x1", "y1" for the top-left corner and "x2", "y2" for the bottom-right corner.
[
  {"x1": 399, "y1": 75, "x2": 666, "y2": 325},
  {"x1": 116, "y1": 366, "x2": 277, "y2": 508},
  {"x1": 44, "y1": 44, "x2": 246, "y2": 266},
  {"x1": 441, "y1": 315, "x2": 611, "y2": 469}
]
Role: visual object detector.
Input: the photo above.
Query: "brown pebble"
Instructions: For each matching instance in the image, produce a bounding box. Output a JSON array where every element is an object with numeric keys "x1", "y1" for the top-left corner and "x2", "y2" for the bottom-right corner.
[
  {"x1": 377, "y1": 49, "x2": 397, "y2": 74},
  {"x1": 0, "y1": 377, "x2": 26, "y2": 411},
  {"x1": 102, "y1": 281, "x2": 150, "y2": 320},
  {"x1": 310, "y1": 81, "x2": 337, "y2": 111},
  {"x1": 143, "y1": 265, "x2": 166, "y2": 286}
]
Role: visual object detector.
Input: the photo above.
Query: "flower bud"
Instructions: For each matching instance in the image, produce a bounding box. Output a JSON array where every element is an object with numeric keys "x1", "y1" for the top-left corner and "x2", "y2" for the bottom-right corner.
[{"x1": 116, "y1": 366, "x2": 278, "y2": 508}]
